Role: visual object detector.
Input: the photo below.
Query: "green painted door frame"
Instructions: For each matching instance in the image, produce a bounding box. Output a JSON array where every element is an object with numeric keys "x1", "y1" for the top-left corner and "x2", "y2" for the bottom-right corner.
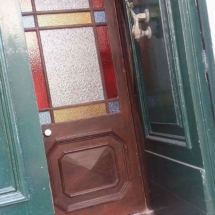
[
  {"x1": 175, "y1": 1, "x2": 215, "y2": 212},
  {"x1": 0, "y1": 1, "x2": 54, "y2": 214},
  {"x1": 196, "y1": 0, "x2": 215, "y2": 212}
]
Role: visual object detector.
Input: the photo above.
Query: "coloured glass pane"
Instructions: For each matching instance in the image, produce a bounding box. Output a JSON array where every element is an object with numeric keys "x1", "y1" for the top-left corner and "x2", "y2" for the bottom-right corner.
[
  {"x1": 39, "y1": 111, "x2": 51, "y2": 125},
  {"x1": 92, "y1": 0, "x2": 104, "y2": 8},
  {"x1": 94, "y1": 11, "x2": 106, "y2": 23},
  {"x1": 40, "y1": 28, "x2": 104, "y2": 107},
  {"x1": 37, "y1": 13, "x2": 91, "y2": 27},
  {"x1": 54, "y1": 103, "x2": 106, "y2": 123},
  {"x1": 19, "y1": 0, "x2": 32, "y2": 12},
  {"x1": 25, "y1": 32, "x2": 49, "y2": 109},
  {"x1": 35, "y1": 0, "x2": 89, "y2": 11},
  {"x1": 96, "y1": 26, "x2": 118, "y2": 98},
  {"x1": 22, "y1": 16, "x2": 35, "y2": 28},
  {"x1": 108, "y1": 101, "x2": 120, "y2": 113}
]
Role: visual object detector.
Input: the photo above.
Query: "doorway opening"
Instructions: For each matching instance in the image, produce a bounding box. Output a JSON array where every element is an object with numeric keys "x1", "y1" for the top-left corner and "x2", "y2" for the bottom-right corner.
[{"x1": 19, "y1": 0, "x2": 215, "y2": 214}]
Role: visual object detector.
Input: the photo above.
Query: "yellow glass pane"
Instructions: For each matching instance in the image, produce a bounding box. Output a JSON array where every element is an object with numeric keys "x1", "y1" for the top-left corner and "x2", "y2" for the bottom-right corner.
[
  {"x1": 38, "y1": 12, "x2": 92, "y2": 27},
  {"x1": 54, "y1": 103, "x2": 106, "y2": 123},
  {"x1": 20, "y1": 0, "x2": 33, "y2": 12}
]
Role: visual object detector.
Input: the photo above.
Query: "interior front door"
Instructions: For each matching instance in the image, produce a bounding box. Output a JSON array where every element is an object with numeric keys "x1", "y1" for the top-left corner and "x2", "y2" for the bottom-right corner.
[
  {"x1": 127, "y1": 0, "x2": 215, "y2": 214},
  {"x1": 19, "y1": 0, "x2": 148, "y2": 214}
]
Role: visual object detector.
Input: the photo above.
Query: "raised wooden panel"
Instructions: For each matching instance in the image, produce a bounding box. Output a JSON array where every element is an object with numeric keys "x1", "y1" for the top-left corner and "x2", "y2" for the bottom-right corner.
[
  {"x1": 60, "y1": 146, "x2": 119, "y2": 198},
  {"x1": 0, "y1": 30, "x2": 29, "y2": 206},
  {"x1": 47, "y1": 130, "x2": 130, "y2": 212},
  {"x1": 130, "y1": 0, "x2": 196, "y2": 147}
]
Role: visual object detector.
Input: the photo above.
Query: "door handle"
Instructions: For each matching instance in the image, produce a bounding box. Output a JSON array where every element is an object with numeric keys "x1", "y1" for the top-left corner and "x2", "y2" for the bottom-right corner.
[
  {"x1": 125, "y1": 0, "x2": 152, "y2": 41},
  {"x1": 44, "y1": 129, "x2": 52, "y2": 137},
  {"x1": 125, "y1": 0, "x2": 150, "y2": 22},
  {"x1": 140, "y1": 26, "x2": 152, "y2": 39}
]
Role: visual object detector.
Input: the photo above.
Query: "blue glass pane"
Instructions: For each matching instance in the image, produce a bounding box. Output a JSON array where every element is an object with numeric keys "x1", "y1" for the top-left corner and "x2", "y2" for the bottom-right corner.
[
  {"x1": 94, "y1": 11, "x2": 106, "y2": 23},
  {"x1": 22, "y1": 15, "x2": 35, "y2": 28},
  {"x1": 39, "y1": 111, "x2": 51, "y2": 125},
  {"x1": 108, "y1": 101, "x2": 120, "y2": 114}
]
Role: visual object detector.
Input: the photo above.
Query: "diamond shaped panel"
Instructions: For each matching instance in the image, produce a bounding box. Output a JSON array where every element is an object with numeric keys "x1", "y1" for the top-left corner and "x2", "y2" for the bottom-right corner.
[{"x1": 60, "y1": 146, "x2": 118, "y2": 197}]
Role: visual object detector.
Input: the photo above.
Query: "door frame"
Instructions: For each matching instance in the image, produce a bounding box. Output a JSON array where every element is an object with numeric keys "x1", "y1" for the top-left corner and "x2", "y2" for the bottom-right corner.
[
  {"x1": 114, "y1": 0, "x2": 152, "y2": 210},
  {"x1": 196, "y1": 0, "x2": 215, "y2": 213}
]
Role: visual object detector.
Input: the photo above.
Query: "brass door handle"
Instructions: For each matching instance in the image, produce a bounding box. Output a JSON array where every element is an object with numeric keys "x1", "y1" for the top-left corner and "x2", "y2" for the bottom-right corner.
[
  {"x1": 125, "y1": 0, "x2": 150, "y2": 23},
  {"x1": 140, "y1": 26, "x2": 152, "y2": 39},
  {"x1": 125, "y1": 0, "x2": 152, "y2": 41}
]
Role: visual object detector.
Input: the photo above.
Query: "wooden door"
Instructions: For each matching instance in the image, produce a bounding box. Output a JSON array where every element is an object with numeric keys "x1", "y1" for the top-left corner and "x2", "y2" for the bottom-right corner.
[
  {"x1": 0, "y1": 0, "x2": 54, "y2": 215},
  {"x1": 126, "y1": 0, "x2": 215, "y2": 214},
  {"x1": 19, "y1": 0, "x2": 148, "y2": 214}
]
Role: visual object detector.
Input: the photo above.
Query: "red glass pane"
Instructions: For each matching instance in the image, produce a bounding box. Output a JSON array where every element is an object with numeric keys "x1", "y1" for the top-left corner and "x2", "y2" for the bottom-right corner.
[
  {"x1": 92, "y1": 0, "x2": 104, "y2": 8},
  {"x1": 96, "y1": 26, "x2": 118, "y2": 99},
  {"x1": 25, "y1": 32, "x2": 49, "y2": 109}
]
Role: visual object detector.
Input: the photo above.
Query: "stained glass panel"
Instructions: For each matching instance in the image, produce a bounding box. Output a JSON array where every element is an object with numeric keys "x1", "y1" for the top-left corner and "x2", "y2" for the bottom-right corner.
[
  {"x1": 96, "y1": 26, "x2": 118, "y2": 98},
  {"x1": 25, "y1": 32, "x2": 49, "y2": 109},
  {"x1": 35, "y1": 0, "x2": 89, "y2": 11},
  {"x1": 38, "y1": 13, "x2": 91, "y2": 27},
  {"x1": 40, "y1": 28, "x2": 104, "y2": 107},
  {"x1": 19, "y1": 0, "x2": 32, "y2": 12},
  {"x1": 54, "y1": 103, "x2": 106, "y2": 123},
  {"x1": 94, "y1": 11, "x2": 106, "y2": 23},
  {"x1": 108, "y1": 101, "x2": 120, "y2": 113},
  {"x1": 92, "y1": 0, "x2": 104, "y2": 8},
  {"x1": 39, "y1": 111, "x2": 52, "y2": 125},
  {"x1": 22, "y1": 16, "x2": 35, "y2": 28}
]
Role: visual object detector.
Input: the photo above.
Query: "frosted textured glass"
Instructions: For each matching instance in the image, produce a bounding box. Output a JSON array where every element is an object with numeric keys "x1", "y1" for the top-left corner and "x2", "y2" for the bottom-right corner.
[
  {"x1": 39, "y1": 111, "x2": 51, "y2": 125},
  {"x1": 40, "y1": 28, "x2": 104, "y2": 107},
  {"x1": 38, "y1": 13, "x2": 91, "y2": 27},
  {"x1": 108, "y1": 101, "x2": 120, "y2": 113},
  {"x1": 35, "y1": 0, "x2": 89, "y2": 11},
  {"x1": 94, "y1": 11, "x2": 106, "y2": 23},
  {"x1": 22, "y1": 15, "x2": 35, "y2": 28},
  {"x1": 20, "y1": 0, "x2": 32, "y2": 12},
  {"x1": 54, "y1": 103, "x2": 106, "y2": 123}
]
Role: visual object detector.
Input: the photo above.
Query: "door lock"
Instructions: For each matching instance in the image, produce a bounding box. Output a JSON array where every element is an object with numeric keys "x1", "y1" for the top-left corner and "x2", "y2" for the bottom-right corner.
[{"x1": 125, "y1": 0, "x2": 152, "y2": 41}]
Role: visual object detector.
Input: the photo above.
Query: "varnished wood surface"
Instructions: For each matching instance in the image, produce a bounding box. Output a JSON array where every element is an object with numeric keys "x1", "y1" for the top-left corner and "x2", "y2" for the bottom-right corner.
[{"x1": 42, "y1": 0, "x2": 149, "y2": 214}]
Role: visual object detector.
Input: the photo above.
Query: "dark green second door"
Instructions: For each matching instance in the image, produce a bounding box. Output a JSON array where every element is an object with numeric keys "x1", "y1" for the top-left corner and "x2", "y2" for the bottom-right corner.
[
  {"x1": 0, "y1": 0, "x2": 54, "y2": 214},
  {"x1": 126, "y1": 0, "x2": 215, "y2": 214}
]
